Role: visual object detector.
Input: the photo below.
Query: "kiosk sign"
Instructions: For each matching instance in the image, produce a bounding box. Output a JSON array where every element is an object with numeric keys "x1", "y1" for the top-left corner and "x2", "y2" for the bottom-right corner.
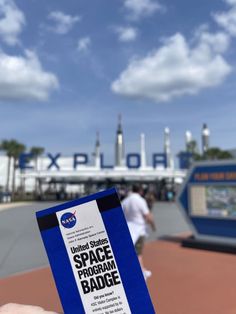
[
  {"x1": 178, "y1": 161, "x2": 236, "y2": 244},
  {"x1": 36, "y1": 188, "x2": 155, "y2": 314}
]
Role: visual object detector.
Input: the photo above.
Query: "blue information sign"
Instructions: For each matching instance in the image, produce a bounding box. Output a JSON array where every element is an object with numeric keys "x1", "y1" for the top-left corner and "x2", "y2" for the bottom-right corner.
[{"x1": 178, "y1": 161, "x2": 236, "y2": 244}]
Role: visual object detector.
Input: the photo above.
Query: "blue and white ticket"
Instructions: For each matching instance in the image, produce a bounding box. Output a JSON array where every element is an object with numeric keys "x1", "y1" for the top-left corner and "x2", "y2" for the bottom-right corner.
[{"x1": 36, "y1": 188, "x2": 155, "y2": 314}]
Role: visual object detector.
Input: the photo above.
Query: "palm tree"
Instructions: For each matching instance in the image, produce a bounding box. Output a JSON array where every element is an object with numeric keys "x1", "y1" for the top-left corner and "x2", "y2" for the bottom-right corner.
[
  {"x1": 0, "y1": 140, "x2": 26, "y2": 196},
  {"x1": 11, "y1": 141, "x2": 26, "y2": 198},
  {"x1": 204, "y1": 147, "x2": 233, "y2": 160},
  {"x1": 30, "y1": 146, "x2": 45, "y2": 170},
  {"x1": 0, "y1": 140, "x2": 14, "y2": 192}
]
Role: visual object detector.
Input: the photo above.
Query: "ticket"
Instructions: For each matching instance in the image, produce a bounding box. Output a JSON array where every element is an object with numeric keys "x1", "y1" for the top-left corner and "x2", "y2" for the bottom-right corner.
[{"x1": 36, "y1": 188, "x2": 155, "y2": 314}]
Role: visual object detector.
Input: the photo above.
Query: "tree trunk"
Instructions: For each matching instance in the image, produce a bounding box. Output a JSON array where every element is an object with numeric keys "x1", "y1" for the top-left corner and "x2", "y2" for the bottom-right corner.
[
  {"x1": 6, "y1": 156, "x2": 11, "y2": 192},
  {"x1": 34, "y1": 157, "x2": 38, "y2": 196},
  {"x1": 12, "y1": 158, "x2": 16, "y2": 199},
  {"x1": 20, "y1": 169, "x2": 25, "y2": 200}
]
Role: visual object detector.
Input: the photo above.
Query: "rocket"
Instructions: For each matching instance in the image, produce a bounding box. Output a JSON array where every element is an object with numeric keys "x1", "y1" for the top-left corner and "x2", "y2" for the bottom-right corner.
[
  {"x1": 94, "y1": 131, "x2": 101, "y2": 168},
  {"x1": 164, "y1": 127, "x2": 171, "y2": 168},
  {"x1": 202, "y1": 123, "x2": 210, "y2": 154},
  {"x1": 115, "y1": 115, "x2": 125, "y2": 167},
  {"x1": 140, "y1": 133, "x2": 147, "y2": 169},
  {"x1": 185, "y1": 130, "x2": 192, "y2": 152}
]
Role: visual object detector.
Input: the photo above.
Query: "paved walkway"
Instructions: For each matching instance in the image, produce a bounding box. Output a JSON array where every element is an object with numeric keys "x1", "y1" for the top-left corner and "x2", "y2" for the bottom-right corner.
[
  {"x1": 0, "y1": 202, "x2": 34, "y2": 213},
  {"x1": 1, "y1": 239, "x2": 236, "y2": 314},
  {"x1": 0, "y1": 201, "x2": 190, "y2": 278},
  {"x1": 145, "y1": 240, "x2": 236, "y2": 314}
]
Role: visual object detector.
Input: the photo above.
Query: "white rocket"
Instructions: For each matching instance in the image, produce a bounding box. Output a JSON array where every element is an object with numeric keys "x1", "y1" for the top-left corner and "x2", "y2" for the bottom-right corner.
[
  {"x1": 94, "y1": 131, "x2": 101, "y2": 169},
  {"x1": 164, "y1": 127, "x2": 171, "y2": 168},
  {"x1": 202, "y1": 123, "x2": 210, "y2": 154},
  {"x1": 115, "y1": 114, "x2": 125, "y2": 167},
  {"x1": 140, "y1": 133, "x2": 147, "y2": 169},
  {"x1": 185, "y1": 130, "x2": 192, "y2": 151}
]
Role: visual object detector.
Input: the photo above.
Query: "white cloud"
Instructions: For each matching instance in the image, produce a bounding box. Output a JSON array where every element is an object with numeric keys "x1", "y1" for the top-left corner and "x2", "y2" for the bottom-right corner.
[
  {"x1": 0, "y1": 50, "x2": 59, "y2": 101},
  {"x1": 48, "y1": 11, "x2": 80, "y2": 34},
  {"x1": 124, "y1": 0, "x2": 163, "y2": 20},
  {"x1": 195, "y1": 30, "x2": 230, "y2": 53},
  {"x1": 225, "y1": 0, "x2": 236, "y2": 5},
  {"x1": 77, "y1": 36, "x2": 91, "y2": 52},
  {"x1": 111, "y1": 33, "x2": 231, "y2": 103},
  {"x1": 116, "y1": 26, "x2": 138, "y2": 42},
  {"x1": 213, "y1": 0, "x2": 236, "y2": 36},
  {"x1": 0, "y1": 0, "x2": 25, "y2": 45},
  {"x1": 214, "y1": 9, "x2": 236, "y2": 36}
]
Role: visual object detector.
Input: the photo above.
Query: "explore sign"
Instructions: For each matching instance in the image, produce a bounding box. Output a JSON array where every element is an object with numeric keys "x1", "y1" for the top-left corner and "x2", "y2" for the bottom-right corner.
[{"x1": 19, "y1": 152, "x2": 192, "y2": 170}]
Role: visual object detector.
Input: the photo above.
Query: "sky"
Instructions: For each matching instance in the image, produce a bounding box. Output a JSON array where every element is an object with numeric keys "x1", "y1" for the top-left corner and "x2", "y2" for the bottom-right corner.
[{"x1": 0, "y1": 0, "x2": 236, "y2": 164}]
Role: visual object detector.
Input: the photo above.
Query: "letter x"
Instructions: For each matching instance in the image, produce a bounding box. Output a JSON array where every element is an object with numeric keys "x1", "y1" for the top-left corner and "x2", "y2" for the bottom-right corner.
[{"x1": 47, "y1": 153, "x2": 61, "y2": 170}]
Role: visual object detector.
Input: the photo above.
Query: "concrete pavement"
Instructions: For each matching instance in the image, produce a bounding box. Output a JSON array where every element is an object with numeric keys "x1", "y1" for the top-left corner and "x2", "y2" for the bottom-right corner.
[{"x1": 0, "y1": 201, "x2": 190, "y2": 278}]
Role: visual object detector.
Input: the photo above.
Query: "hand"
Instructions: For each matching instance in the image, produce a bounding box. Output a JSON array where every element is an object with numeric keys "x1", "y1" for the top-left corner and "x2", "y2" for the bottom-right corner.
[{"x1": 0, "y1": 303, "x2": 59, "y2": 314}]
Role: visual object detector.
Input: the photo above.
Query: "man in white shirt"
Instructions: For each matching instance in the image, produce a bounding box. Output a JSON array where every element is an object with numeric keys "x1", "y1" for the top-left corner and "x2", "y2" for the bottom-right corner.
[{"x1": 122, "y1": 185, "x2": 156, "y2": 279}]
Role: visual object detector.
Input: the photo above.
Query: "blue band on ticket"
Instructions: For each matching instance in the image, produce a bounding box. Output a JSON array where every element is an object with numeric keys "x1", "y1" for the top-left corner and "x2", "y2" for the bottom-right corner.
[{"x1": 36, "y1": 188, "x2": 155, "y2": 314}]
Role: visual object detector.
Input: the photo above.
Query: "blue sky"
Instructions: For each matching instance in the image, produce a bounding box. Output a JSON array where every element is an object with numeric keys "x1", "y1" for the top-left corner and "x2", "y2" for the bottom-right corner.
[{"x1": 0, "y1": 0, "x2": 236, "y2": 164}]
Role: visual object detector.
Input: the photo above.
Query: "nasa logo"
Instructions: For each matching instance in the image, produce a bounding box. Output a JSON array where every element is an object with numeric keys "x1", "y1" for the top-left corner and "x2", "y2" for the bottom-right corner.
[{"x1": 61, "y1": 211, "x2": 77, "y2": 228}]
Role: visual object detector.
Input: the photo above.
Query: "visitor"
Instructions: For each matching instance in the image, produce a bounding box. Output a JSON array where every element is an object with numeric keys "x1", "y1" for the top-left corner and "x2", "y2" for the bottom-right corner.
[{"x1": 122, "y1": 185, "x2": 156, "y2": 280}]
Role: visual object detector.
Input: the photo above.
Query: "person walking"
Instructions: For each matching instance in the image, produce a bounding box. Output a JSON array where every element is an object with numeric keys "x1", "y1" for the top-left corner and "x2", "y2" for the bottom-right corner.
[{"x1": 122, "y1": 185, "x2": 156, "y2": 280}]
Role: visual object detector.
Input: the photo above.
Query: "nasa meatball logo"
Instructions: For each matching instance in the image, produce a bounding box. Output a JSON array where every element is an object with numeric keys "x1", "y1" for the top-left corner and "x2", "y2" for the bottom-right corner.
[{"x1": 61, "y1": 211, "x2": 77, "y2": 228}]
